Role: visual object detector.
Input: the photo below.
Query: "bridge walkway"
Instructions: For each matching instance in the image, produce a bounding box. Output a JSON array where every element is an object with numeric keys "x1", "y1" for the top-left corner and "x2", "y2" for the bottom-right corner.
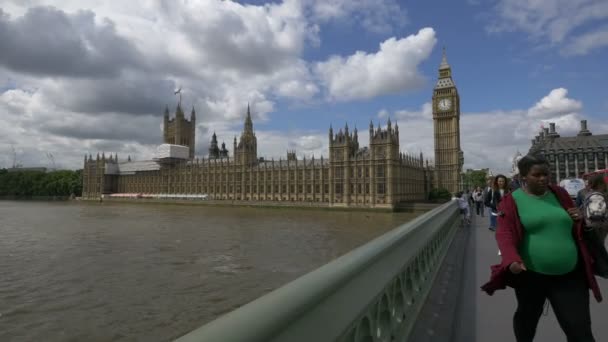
[{"x1": 470, "y1": 212, "x2": 608, "y2": 341}]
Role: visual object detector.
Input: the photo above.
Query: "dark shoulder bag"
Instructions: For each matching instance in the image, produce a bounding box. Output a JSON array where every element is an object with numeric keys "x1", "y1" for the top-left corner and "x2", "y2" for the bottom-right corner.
[
  {"x1": 582, "y1": 192, "x2": 608, "y2": 278},
  {"x1": 583, "y1": 227, "x2": 608, "y2": 278}
]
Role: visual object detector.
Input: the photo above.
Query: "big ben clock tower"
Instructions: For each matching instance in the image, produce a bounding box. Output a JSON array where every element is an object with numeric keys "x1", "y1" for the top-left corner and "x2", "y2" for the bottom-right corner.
[{"x1": 432, "y1": 48, "x2": 463, "y2": 193}]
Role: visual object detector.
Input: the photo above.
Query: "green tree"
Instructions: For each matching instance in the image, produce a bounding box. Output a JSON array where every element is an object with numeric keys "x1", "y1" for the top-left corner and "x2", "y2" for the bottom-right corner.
[
  {"x1": 0, "y1": 169, "x2": 83, "y2": 198},
  {"x1": 429, "y1": 187, "x2": 452, "y2": 202},
  {"x1": 464, "y1": 170, "x2": 489, "y2": 188}
]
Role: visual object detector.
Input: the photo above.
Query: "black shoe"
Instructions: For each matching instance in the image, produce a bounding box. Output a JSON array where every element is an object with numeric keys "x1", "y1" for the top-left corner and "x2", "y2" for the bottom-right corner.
[{"x1": 489, "y1": 227, "x2": 496, "y2": 232}]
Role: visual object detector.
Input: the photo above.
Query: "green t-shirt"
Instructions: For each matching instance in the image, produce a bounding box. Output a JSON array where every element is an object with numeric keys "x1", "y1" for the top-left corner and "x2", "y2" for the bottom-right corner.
[{"x1": 512, "y1": 189, "x2": 578, "y2": 275}]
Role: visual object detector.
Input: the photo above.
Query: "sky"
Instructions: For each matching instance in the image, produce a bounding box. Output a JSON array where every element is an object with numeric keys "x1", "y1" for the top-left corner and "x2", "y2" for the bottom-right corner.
[{"x1": 0, "y1": 0, "x2": 607, "y2": 174}]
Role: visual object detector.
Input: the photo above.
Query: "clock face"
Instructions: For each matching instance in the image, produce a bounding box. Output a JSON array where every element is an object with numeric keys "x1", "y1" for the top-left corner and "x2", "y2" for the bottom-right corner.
[{"x1": 438, "y1": 98, "x2": 452, "y2": 111}]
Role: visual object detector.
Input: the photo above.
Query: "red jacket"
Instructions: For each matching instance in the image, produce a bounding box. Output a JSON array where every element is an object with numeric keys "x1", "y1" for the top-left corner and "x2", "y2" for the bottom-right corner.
[{"x1": 481, "y1": 184, "x2": 602, "y2": 302}]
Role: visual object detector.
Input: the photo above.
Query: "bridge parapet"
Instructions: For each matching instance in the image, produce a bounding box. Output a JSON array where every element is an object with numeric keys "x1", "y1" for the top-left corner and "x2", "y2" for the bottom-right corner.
[{"x1": 175, "y1": 201, "x2": 459, "y2": 342}]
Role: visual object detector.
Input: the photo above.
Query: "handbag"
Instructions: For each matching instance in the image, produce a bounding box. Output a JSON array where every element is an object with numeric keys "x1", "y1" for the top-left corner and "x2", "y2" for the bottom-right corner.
[{"x1": 582, "y1": 226, "x2": 608, "y2": 278}]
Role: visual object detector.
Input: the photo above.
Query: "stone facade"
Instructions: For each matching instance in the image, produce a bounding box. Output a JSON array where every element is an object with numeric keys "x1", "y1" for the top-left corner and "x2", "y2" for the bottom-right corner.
[
  {"x1": 83, "y1": 106, "x2": 435, "y2": 209},
  {"x1": 432, "y1": 49, "x2": 463, "y2": 194},
  {"x1": 163, "y1": 104, "x2": 196, "y2": 159},
  {"x1": 528, "y1": 120, "x2": 608, "y2": 183}
]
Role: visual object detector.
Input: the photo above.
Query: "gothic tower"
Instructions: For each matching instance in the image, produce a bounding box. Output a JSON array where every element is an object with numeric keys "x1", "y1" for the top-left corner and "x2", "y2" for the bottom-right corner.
[
  {"x1": 369, "y1": 119, "x2": 399, "y2": 204},
  {"x1": 235, "y1": 104, "x2": 258, "y2": 165},
  {"x1": 432, "y1": 48, "x2": 463, "y2": 193},
  {"x1": 163, "y1": 104, "x2": 196, "y2": 159},
  {"x1": 208, "y1": 132, "x2": 220, "y2": 158},
  {"x1": 329, "y1": 123, "x2": 359, "y2": 204}
]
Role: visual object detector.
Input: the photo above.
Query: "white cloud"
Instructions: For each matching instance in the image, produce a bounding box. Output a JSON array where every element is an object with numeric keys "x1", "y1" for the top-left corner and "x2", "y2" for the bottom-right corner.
[
  {"x1": 561, "y1": 26, "x2": 608, "y2": 56},
  {"x1": 315, "y1": 27, "x2": 437, "y2": 101},
  {"x1": 377, "y1": 109, "x2": 389, "y2": 119},
  {"x1": 395, "y1": 102, "x2": 432, "y2": 120},
  {"x1": 0, "y1": 0, "x2": 435, "y2": 168},
  {"x1": 527, "y1": 88, "x2": 582, "y2": 118},
  {"x1": 375, "y1": 88, "x2": 595, "y2": 175},
  {"x1": 308, "y1": 0, "x2": 407, "y2": 34},
  {"x1": 486, "y1": 0, "x2": 608, "y2": 55}
]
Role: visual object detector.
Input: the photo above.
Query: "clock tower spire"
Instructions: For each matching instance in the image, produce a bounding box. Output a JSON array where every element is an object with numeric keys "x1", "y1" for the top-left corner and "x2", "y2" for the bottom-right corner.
[{"x1": 432, "y1": 47, "x2": 463, "y2": 193}]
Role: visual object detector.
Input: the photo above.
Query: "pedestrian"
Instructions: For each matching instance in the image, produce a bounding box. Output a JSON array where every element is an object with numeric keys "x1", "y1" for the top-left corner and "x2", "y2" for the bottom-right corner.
[
  {"x1": 511, "y1": 154, "x2": 524, "y2": 191},
  {"x1": 581, "y1": 174, "x2": 608, "y2": 242},
  {"x1": 483, "y1": 177, "x2": 493, "y2": 228},
  {"x1": 473, "y1": 186, "x2": 484, "y2": 216},
  {"x1": 481, "y1": 154, "x2": 601, "y2": 342},
  {"x1": 510, "y1": 173, "x2": 522, "y2": 191},
  {"x1": 576, "y1": 179, "x2": 590, "y2": 208},
  {"x1": 485, "y1": 174, "x2": 510, "y2": 231},
  {"x1": 455, "y1": 191, "x2": 471, "y2": 225},
  {"x1": 467, "y1": 189, "x2": 475, "y2": 208}
]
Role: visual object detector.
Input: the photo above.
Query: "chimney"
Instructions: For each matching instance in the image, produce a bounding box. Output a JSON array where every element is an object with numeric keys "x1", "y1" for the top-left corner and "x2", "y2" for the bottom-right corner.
[
  {"x1": 578, "y1": 119, "x2": 592, "y2": 136},
  {"x1": 547, "y1": 122, "x2": 560, "y2": 138},
  {"x1": 543, "y1": 127, "x2": 549, "y2": 136}
]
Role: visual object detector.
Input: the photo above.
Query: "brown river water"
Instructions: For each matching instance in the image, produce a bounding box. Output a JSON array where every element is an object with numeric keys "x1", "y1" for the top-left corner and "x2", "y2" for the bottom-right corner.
[{"x1": 0, "y1": 201, "x2": 418, "y2": 341}]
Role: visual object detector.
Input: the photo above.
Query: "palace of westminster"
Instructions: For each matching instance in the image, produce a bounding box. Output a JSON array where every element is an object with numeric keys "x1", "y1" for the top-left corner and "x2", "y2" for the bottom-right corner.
[{"x1": 82, "y1": 52, "x2": 465, "y2": 208}]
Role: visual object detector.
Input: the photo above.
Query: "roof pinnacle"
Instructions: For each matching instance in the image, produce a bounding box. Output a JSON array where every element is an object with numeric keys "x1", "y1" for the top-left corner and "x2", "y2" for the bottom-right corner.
[{"x1": 439, "y1": 46, "x2": 450, "y2": 70}]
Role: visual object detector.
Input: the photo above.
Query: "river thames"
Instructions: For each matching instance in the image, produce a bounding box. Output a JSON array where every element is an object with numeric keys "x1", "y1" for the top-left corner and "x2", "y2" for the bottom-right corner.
[{"x1": 0, "y1": 201, "x2": 419, "y2": 342}]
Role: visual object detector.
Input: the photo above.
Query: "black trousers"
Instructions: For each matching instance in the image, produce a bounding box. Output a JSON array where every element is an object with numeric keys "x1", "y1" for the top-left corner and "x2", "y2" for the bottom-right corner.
[
  {"x1": 511, "y1": 266, "x2": 595, "y2": 342},
  {"x1": 475, "y1": 201, "x2": 483, "y2": 215}
]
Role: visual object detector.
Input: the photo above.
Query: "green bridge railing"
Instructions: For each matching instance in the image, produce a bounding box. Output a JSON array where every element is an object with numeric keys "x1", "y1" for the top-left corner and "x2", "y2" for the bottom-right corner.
[{"x1": 175, "y1": 200, "x2": 459, "y2": 342}]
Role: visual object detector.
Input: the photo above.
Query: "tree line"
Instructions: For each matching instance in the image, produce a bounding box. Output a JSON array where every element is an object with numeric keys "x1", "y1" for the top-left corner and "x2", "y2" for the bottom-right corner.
[{"x1": 0, "y1": 169, "x2": 82, "y2": 197}]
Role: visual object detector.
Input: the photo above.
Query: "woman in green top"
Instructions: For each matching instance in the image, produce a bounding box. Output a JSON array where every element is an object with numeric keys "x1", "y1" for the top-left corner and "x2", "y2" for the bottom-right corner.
[{"x1": 506, "y1": 154, "x2": 595, "y2": 341}]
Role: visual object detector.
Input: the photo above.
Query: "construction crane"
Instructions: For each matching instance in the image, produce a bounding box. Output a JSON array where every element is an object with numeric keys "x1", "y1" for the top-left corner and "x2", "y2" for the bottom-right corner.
[
  {"x1": 11, "y1": 144, "x2": 18, "y2": 168},
  {"x1": 46, "y1": 152, "x2": 56, "y2": 171}
]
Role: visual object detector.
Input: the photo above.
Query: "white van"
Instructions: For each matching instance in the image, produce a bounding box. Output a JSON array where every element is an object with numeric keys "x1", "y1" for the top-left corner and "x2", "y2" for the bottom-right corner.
[{"x1": 559, "y1": 178, "x2": 585, "y2": 199}]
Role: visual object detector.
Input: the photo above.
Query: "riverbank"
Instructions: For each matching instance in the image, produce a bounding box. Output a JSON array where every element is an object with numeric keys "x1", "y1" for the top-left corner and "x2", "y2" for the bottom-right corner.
[
  {"x1": 78, "y1": 197, "x2": 441, "y2": 213},
  {"x1": 0, "y1": 195, "x2": 71, "y2": 201}
]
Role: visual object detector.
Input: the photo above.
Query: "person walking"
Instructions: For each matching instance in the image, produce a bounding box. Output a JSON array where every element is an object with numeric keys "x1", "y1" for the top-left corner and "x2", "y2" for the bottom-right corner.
[
  {"x1": 576, "y1": 179, "x2": 590, "y2": 208},
  {"x1": 485, "y1": 174, "x2": 510, "y2": 231},
  {"x1": 483, "y1": 178, "x2": 494, "y2": 229},
  {"x1": 455, "y1": 191, "x2": 471, "y2": 225},
  {"x1": 581, "y1": 174, "x2": 608, "y2": 242},
  {"x1": 482, "y1": 154, "x2": 601, "y2": 342},
  {"x1": 473, "y1": 187, "x2": 484, "y2": 216}
]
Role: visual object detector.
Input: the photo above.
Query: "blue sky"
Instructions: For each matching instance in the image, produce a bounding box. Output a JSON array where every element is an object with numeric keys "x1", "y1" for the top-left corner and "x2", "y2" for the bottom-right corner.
[{"x1": 0, "y1": 0, "x2": 606, "y2": 173}]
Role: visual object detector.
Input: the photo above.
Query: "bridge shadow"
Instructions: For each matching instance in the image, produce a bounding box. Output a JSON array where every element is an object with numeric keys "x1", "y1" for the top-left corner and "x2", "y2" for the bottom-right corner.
[{"x1": 410, "y1": 212, "x2": 608, "y2": 342}]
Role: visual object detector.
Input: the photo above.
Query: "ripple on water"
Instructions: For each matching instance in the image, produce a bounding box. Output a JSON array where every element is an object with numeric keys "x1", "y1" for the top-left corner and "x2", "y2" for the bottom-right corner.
[{"x1": 0, "y1": 201, "x2": 416, "y2": 342}]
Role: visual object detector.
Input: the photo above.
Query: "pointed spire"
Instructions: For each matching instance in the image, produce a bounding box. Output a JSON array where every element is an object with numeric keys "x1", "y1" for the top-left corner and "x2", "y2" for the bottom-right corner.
[
  {"x1": 176, "y1": 102, "x2": 184, "y2": 118},
  {"x1": 164, "y1": 105, "x2": 169, "y2": 118},
  {"x1": 244, "y1": 103, "x2": 253, "y2": 133},
  {"x1": 369, "y1": 120, "x2": 374, "y2": 130},
  {"x1": 439, "y1": 46, "x2": 450, "y2": 70},
  {"x1": 127, "y1": 155, "x2": 131, "y2": 162},
  {"x1": 191, "y1": 106, "x2": 196, "y2": 120}
]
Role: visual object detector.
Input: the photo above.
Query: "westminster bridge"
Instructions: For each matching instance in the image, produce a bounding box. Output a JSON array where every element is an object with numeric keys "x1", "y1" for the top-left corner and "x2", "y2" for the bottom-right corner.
[{"x1": 175, "y1": 200, "x2": 608, "y2": 342}]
